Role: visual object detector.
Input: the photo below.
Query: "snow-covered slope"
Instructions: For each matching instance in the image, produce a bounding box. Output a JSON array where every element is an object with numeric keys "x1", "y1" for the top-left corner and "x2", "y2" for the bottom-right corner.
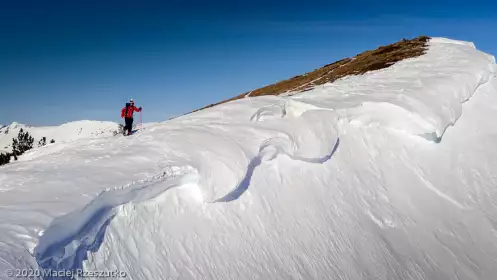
[
  {"x1": 0, "y1": 121, "x2": 121, "y2": 154},
  {"x1": 1, "y1": 38, "x2": 497, "y2": 280}
]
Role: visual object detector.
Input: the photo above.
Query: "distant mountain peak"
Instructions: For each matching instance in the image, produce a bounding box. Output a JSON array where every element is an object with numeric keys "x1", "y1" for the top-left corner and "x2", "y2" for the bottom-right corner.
[{"x1": 9, "y1": 122, "x2": 20, "y2": 128}]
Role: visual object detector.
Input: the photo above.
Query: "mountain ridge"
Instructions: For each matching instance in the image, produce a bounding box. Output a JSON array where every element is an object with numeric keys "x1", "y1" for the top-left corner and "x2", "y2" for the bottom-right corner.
[
  {"x1": 2, "y1": 37, "x2": 497, "y2": 280},
  {"x1": 194, "y1": 35, "x2": 430, "y2": 112}
]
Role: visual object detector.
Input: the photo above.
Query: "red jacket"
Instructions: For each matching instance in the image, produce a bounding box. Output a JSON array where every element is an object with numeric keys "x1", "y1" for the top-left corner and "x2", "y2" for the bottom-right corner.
[{"x1": 121, "y1": 105, "x2": 141, "y2": 118}]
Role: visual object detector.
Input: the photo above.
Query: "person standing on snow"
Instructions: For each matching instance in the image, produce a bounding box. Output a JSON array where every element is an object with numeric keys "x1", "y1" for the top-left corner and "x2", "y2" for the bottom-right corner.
[{"x1": 121, "y1": 99, "x2": 142, "y2": 136}]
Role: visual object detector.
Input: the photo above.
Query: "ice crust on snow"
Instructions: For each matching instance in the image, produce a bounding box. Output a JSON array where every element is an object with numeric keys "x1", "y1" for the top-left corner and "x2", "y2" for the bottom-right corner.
[{"x1": 1, "y1": 38, "x2": 497, "y2": 280}]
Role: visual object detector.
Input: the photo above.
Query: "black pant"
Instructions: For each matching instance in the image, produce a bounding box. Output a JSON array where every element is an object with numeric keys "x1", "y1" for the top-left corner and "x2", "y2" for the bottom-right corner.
[{"x1": 124, "y1": 117, "x2": 133, "y2": 135}]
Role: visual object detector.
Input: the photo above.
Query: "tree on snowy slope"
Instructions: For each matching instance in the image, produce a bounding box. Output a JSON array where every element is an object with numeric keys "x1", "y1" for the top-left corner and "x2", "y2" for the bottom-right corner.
[
  {"x1": 113, "y1": 124, "x2": 125, "y2": 136},
  {"x1": 0, "y1": 153, "x2": 11, "y2": 166},
  {"x1": 12, "y1": 129, "x2": 34, "y2": 158},
  {"x1": 38, "y1": 137, "x2": 47, "y2": 147}
]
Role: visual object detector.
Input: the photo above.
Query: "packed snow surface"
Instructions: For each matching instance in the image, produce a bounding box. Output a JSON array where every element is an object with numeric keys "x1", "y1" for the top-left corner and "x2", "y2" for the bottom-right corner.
[{"x1": 1, "y1": 38, "x2": 497, "y2": 280}]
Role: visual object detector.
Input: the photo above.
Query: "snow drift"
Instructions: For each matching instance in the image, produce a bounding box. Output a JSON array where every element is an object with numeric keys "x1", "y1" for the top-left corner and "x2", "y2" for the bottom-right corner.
[
  {"x1": 290, "y1": 38, "x2": 496, "y2": 141},
  {"x1": 1, "y1": 37, "x2": 497, "y2": 280}
]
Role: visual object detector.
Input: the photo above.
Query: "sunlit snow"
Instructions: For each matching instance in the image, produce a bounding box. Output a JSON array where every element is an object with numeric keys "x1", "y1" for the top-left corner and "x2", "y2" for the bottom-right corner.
[{"x1": 1, "y1": 38, "x2": 497, "y2": 280}]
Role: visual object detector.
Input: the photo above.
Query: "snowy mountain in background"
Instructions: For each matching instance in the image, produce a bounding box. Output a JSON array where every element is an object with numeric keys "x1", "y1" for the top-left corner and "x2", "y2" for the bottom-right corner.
[
  {"x1": 0, "y1": 121, "x2": 121, "y2": 153},
  {"x1": 2, "y1": 37, "x2": 497, "y2": 280}
]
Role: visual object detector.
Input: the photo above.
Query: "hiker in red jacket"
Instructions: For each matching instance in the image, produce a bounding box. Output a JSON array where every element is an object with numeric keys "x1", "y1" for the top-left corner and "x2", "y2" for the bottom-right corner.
[{"x1": 121, "y1": 99, "x2": 142, "y2": 136}]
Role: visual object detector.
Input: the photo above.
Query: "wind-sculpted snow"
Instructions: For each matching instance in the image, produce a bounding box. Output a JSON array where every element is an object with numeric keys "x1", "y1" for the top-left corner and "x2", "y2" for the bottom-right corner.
[
  {"x1": 248, "y1": 39, "x2": 496, "y2": 143},
  {"x1": 2, "y1": 38, "x2": 497, "y2": 280},
  {"x1": 215, "y1": 136, "x2": 340, "y2": 203},
  {"x1": 32, "y1": 108, "x2": 339, "y2": 276},
  {"x1": 85, "y1": 75, "x2": 497, "y2": 280},
  {"x1": 217, "y1": 108, "x2": 339, "y2": 202},
  {"x1": 288, "y1": 38, "x2": 496, "y2": 142},
  {"x1": 249, "y1": 99, "x2": 320, "y2": 121},
  {"x1": 33, "y1": 166, "x2": 198, "y2": 279}
]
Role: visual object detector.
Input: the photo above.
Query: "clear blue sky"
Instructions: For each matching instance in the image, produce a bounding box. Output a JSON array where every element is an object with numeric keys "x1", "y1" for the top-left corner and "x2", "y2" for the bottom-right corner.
[{"x1": 1, "y1": 0, "x2": 496, "y2": 125}]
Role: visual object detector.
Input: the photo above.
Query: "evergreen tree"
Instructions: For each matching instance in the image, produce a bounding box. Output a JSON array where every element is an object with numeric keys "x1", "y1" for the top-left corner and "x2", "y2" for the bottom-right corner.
[
  {"x1": 0, "y1": 153, "x2": 9, "y2": 166},
  {"x1": 114, "y1": 124, "x2": 125, "y2": 136},
  {"x1": 0, "y1": 152, "x2": 13, "y2": 166},
  {"x1": 38, "y1": 137, "x2": 47, "y2": 147},
  {"x1": 12, "y1": 138, "x2": 20, "y2": 158},
  {"x1": 11, "y1": 129, "x2": 35, "y2": 159}
]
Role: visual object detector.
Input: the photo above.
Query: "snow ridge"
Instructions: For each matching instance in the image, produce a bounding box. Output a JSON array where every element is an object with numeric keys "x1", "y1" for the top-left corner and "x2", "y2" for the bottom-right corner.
[
  {"x1": 215, "y1": 135, "x2": 340, "y2": 203},
  {"x1": 1, "y1": 37, "x2": 496, "y2": 280},
  {"x1": 289, "y1": 38, "x2": 496, "y2": 142},
  {"x1": 35, "y1": 165, "x2": 197, "y2": 278},
  {"x1": 34, "y1": 108, "x2": 340, "y2": 276}
]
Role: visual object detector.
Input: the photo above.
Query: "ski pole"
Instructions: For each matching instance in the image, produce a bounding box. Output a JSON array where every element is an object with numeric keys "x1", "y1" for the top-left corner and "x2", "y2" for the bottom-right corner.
[{"x1": 140, "y1": 111, "x2": 143, "y2": 130}]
